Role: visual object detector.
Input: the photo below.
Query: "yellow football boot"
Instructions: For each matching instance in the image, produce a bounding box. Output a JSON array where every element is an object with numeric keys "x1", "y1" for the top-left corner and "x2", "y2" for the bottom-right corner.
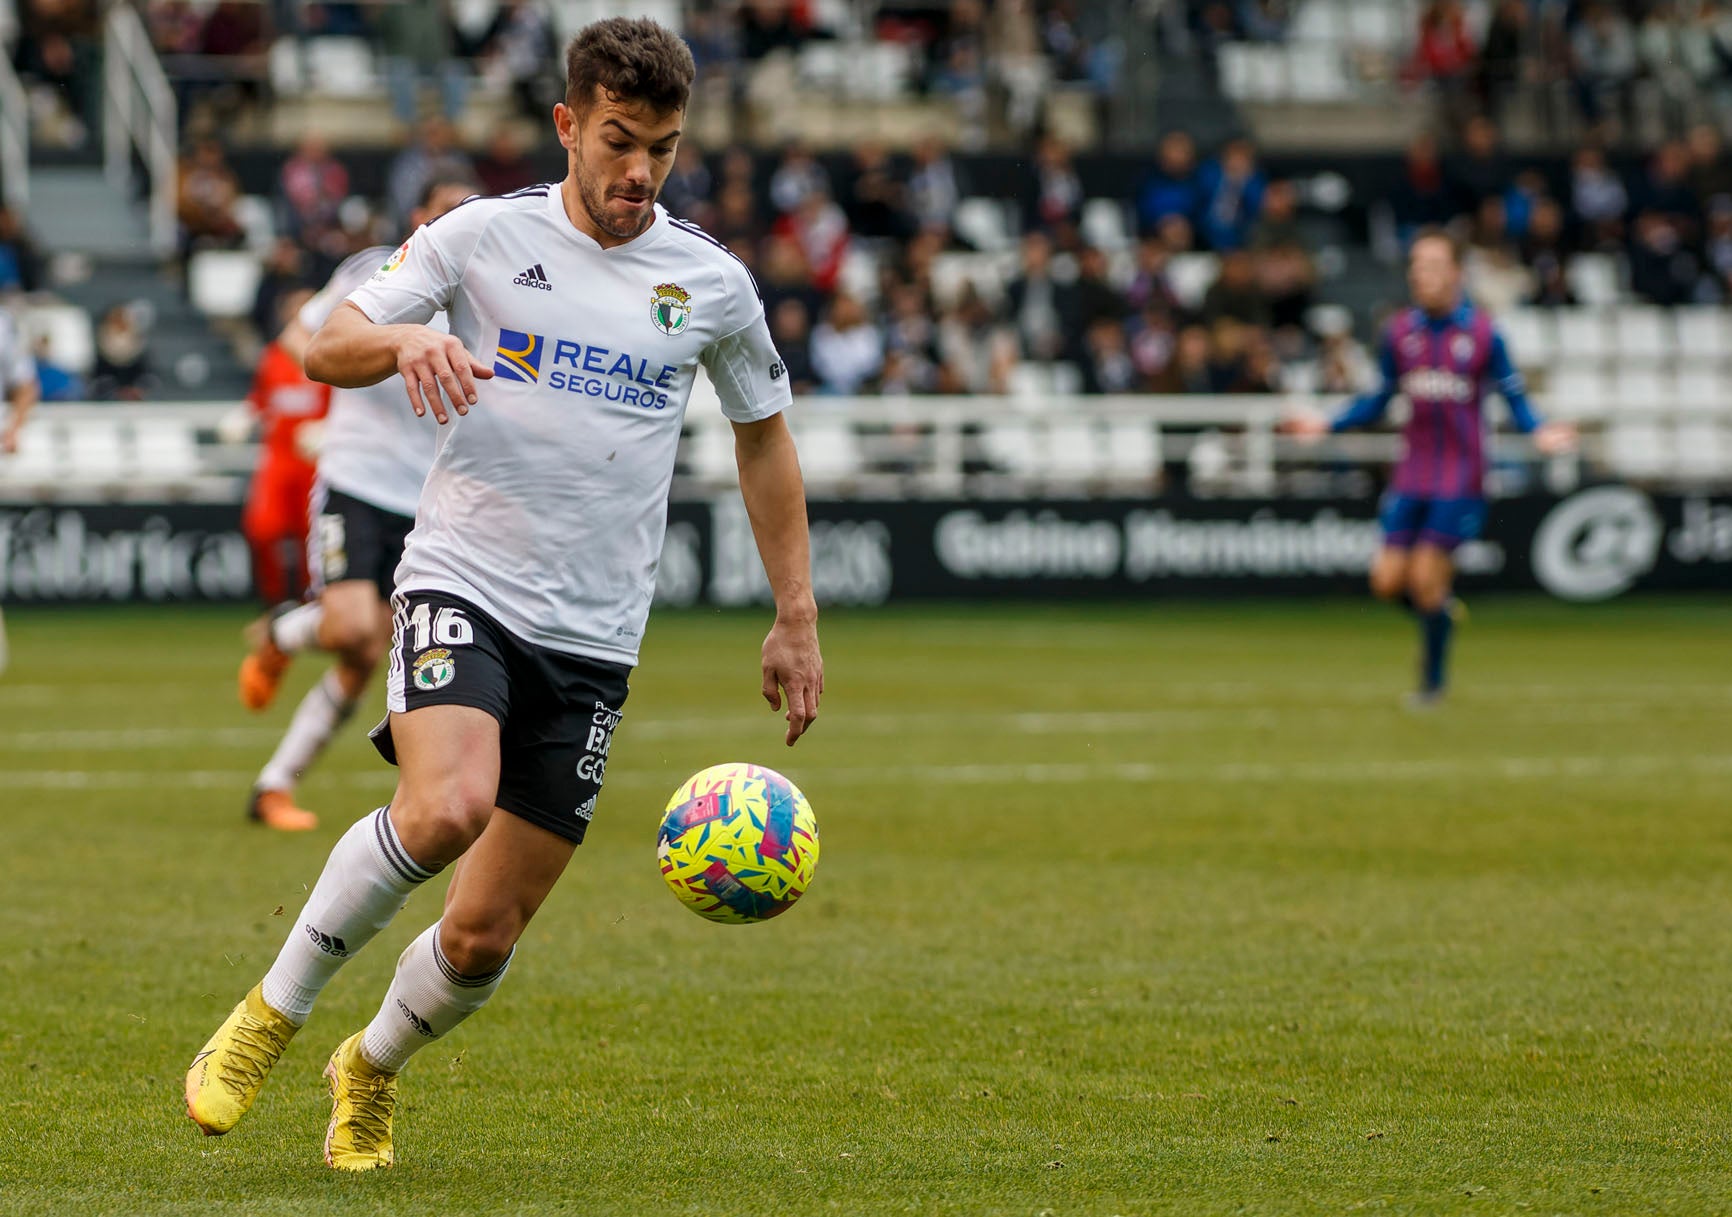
[
  {"x1": 323, "y1": 1032, "x2": 398, "y2": 1170},
  {"x1": 184, "y1": 985, "x2": 299, "y2": 1135}
]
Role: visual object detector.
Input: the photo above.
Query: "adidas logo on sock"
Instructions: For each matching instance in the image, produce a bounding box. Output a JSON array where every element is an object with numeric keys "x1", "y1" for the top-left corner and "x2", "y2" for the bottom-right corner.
[
  {"x1": 305, "y1": 923, "x2": 350, "y2": 957},
  {"x1": 512, "y1": 263, "x2": 553, "y2": 291},
  {"x1": 396, "y1": 998, "x2": 435, "y2": 1037}
]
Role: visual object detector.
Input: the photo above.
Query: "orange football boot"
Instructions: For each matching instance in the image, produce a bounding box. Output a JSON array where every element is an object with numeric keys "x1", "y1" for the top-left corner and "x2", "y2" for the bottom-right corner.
[
  {"x1": 249, "y1": 788, "x2": 319, "y2": 832},
  {"x1": 239, "y1": 611, "x2": 293, "y2": 711}
]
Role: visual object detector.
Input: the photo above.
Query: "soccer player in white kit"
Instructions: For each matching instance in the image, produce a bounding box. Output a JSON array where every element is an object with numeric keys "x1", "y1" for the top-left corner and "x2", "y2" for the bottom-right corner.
[
  {"x1": 236, "y1": 175, "x2": 478, "y2": 832},
  {"x1": 0, "y1": 305, "x2": 40, "y2": 676},
  {"x1": 184, "y1": 18, "x2": 822, "y2": 1169}
]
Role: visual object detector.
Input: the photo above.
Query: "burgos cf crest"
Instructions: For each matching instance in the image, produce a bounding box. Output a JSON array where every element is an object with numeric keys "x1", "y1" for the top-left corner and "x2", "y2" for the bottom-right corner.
[
  {"x1": 494, "y1": 328, "x2": 545, "y2": 383},
  {"x1": 650, "y1": 283, "x2": 691, "y2": 336},
  {"x1": 412, "y1": 648, "x2": 455, "y2": 691}
]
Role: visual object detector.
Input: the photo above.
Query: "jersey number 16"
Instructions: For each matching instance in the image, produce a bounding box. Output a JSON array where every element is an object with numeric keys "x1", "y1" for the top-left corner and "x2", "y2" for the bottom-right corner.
[{"x1": 408, "y1": 602, "x2": 474, "y2": 649}]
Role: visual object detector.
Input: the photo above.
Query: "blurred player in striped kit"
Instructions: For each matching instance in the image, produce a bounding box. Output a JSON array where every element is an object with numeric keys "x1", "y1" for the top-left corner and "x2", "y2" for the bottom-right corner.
[{"x1": 1289, "y1": 231, "x2": 1576, "y2": 705}]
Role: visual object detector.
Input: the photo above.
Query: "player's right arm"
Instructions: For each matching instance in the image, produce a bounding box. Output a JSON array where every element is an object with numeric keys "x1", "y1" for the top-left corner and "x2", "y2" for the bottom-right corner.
[
  {"x1": 305, "y1": 305, "x2": 489, "y2": 424},
  {"x1": 1325, "y1": 331, "x2": 1399, "y2": 433},
  {"x1": 1285, "y1": 329, "x2": 1398, "y2": 440},
  {"x1": 303, "y1": 223, "x2": 492, "y2": 424}
]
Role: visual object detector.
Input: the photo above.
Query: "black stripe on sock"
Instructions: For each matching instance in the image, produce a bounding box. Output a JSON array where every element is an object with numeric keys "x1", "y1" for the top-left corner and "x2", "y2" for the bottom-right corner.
[
  {"x1": 432, "y1": 933, "x2": 512, "y2": 988},
  {"x1": 373, "y1": 808, "x2": 437, "y2": 884}
]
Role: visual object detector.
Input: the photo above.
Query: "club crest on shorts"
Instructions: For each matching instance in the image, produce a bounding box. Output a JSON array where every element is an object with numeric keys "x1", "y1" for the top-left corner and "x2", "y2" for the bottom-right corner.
[
  {"x1": 412, "y1": 647, "x2": 455, "y2": 691},
  {"x1": 650, "y1": 283, "x2": 691, "y2": 336}
]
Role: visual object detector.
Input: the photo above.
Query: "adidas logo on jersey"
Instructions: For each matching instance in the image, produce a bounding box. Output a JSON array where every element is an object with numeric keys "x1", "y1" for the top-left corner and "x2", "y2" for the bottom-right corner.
[{"x1": 513, "y1": 263, "x2": 553, "y2": 291}]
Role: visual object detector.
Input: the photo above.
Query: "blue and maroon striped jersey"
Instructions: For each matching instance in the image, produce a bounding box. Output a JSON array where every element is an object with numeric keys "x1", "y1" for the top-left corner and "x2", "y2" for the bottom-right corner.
[{"x1": 1330, "y1": 301, "x2": 1539, "y2": 498}]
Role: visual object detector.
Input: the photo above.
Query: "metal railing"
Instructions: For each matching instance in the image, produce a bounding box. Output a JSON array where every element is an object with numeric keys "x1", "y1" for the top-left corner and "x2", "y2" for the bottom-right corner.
[
  {"x1": 104, "y1": 2, "x2": 177, "y2": 257},
  {"x1": 11, "y1": 395, "x2": 1721, "y2": 506},
  {"x1": 0, "y1": 51, "x2": 26, "y2": 212}
]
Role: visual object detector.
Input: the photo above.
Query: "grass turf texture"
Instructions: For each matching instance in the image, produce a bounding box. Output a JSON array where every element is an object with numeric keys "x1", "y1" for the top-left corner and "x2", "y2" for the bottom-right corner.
[{"x1": 0, "y1": 598, "x2": 1728, "y2": 1217}]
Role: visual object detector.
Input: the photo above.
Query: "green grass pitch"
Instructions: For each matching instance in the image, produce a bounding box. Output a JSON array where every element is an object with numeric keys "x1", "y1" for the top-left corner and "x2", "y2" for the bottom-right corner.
[{"x1": 0, "y1": 598, "x2": 1728, "y2": 1216}]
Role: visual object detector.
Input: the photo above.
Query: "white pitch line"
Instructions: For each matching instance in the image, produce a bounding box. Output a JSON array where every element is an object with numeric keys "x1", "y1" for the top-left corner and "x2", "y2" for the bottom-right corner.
[
  {"x1": 0, "y1": 698, "x2": 1699, "y2": 751},
  {"x1": 4, "y1": 754, "x2": 1729, "y2": 793},
  {"x1": 0, "y1": 726, "x2": 285, "y2": 749}
]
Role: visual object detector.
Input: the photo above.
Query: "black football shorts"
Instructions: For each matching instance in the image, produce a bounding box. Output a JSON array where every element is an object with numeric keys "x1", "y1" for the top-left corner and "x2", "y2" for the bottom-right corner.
[
  {"x1": 308, "y1": 482, "x2": 416, "y2": 599},
  {"x1": 372, "y1": 589, "x2": 630, "y2": 844}
]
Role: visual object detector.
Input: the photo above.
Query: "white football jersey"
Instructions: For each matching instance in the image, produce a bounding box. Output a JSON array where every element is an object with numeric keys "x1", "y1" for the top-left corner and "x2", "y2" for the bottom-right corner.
[
  {"x1": 345, "y1": 185, "x2": 791, "y2": 665},
  {"x1": 300, "y1": 247, "x2": 445, "y2": 518}
]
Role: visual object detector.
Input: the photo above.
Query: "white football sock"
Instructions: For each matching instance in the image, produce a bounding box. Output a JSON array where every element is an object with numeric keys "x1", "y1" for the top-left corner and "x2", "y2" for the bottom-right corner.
[
  {"x1": 271, "y1": 601, "x2": 325, "y2": 654},
  {"x1": 256, "y1": 670, "x2": 358, "y2": 794},
  {"x1": 359, "y1": 921, "x2": 511, "y2": 1074},
  {"x1": 260, "y1": 807, "x2": 440, "y2": 1025}
]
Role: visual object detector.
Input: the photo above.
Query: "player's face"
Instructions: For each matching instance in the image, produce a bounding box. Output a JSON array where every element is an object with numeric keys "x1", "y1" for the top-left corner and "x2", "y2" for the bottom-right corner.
[
  {"x1": 1408, "y1": 239, "x2": 1461, "y2": 314},
  {"x1": 555, "y1": 88, "x2": 682, "y2": 243}
]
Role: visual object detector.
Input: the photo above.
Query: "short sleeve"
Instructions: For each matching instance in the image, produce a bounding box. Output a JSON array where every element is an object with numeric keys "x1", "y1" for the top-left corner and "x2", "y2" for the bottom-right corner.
[
  {"x1": 701, "y1": 310, "x2": 793, "y2": 424},
  {"x1": 345, "y1": 222, "x2": 466, "y2": 326}
]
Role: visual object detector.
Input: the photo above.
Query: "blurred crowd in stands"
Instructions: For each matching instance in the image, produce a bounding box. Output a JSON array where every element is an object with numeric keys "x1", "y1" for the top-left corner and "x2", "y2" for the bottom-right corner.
[{"x1": 11, "y1": 0, "x2": 1732, "y2": 404}]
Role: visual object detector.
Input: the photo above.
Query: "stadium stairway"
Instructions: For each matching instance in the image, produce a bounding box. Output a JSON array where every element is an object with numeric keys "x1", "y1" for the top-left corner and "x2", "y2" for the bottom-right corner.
[{"x1": 28, "y1": 164, "x2": 253, "y2": 401}]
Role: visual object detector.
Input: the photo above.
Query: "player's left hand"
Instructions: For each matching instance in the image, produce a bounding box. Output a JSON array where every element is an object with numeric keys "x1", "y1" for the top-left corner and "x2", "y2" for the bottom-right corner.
[
  {"x1": 761, "y1": 612, "x2": 822, "y2": 747},
  {"x1": 0, "y1": 422, "x2": 17, "y2": 455},
  {"x1": 1281, "y1": 405, "x2": 1329, "y2": 442},
  {"x1": 1534, "y1": 421, "x2": 1577, "y2": 456}
]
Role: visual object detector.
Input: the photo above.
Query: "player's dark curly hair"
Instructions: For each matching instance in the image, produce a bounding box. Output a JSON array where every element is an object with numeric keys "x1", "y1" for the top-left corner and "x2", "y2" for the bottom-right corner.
[{"x1": 565, "y1": 17, "x2": 695, "y2": 116}]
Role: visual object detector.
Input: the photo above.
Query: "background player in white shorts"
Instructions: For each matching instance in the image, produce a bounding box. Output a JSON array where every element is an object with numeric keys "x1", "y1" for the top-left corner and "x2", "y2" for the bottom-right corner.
[
  {"x1": 235, "y1": 175, "x2": 478, "y2": 831},
  {"x1": 185, "y1": 17, "x2": 822, "y2": 1170},
  {"x1": 0, "y1": 304, "x2": 40, "y2": 676}
]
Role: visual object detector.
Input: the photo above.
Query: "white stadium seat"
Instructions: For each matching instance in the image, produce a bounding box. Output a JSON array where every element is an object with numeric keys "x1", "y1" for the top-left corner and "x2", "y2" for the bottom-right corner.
[
  {"x1": 1287, "y1": 44, "x2": 1352, "y2": 101},
  {"x1": 267, "y1": 37, "x2": 305, "y2": 95},
  {"x1": 304, "y1": 37, "x2": 378, "y2": 97},
  {"x1": 1605, "y1": 421, "x2": 1670, "y2": 479},
  {"x1": 1080, "y1": 198, "x2": 1133, "y2": 252},
  {"x1": 65, "y1": 417, "x2": 126, "y2": 480},
  {"x1": 22, "y1": 303, "x2": 95, "y2": 375},
  {"x1": 1008, "y1": 362, "x2": 1055, "y2": 401},
  {"x1": 953, "y1": 197, "x2": 1016, "y2": 254},
  {"x1": 1043, "y1": 422, "x2": 1099, "y2": 480},
  {"x1": 1673, "y1": 420, "x2": 1732, "y2": 480},
  {"x1": 1674, "y1": 364, "x2": 1732, "y2": 411},
  {"x1": 1566, "y1": 254, "x2": 1622, "y2": 306},
  {"x1": 1553, "y1": 309, "x2": 1612, "y2": 363},
  {"x1": 1219, "y1": 44, "x2": 1284, "y2": 101},
  {"x1": 1544, "y1": 364, "x2": 1613, "y2": 420},
  {"x1": 1611, "y1": 364, "x2": 1667, "y2": 414},
  {"x1": 1291, "y1": 0, "x2": 1347, "y2": 43},
  {"x1": 1101, "y1": 419, "x2": 1162, "y2": 480},
  {"x1": 233, "y1": 194, "x2": 278, "y2": 252},
  {"x1": 793, "y1": 419, "x2": 862, "y2": 481},
  {"x1": 1674, "y1": 306, "x2": 1732, "y2": 363},
  {"x1": 1498, "y1": 308, "x2": 1554, "y2": 369},
  {"x1": 1166, "y1": 253, "x2": 1219, "y2": 310},
  {"x1": 188, "y1": 250, "x2": 265, "y2": 320},
  {"x1": 1610, "y1": 305, "x2": 1674, "y2": 362},
  {"x1": 130, "y1": 419, "x2": 200, "y2": 479},
  {"x1": 980, "y1": 422, "x2": 1041, "y2": 476},
  {"x1": 1346, "y1": 3, "x2": 1404, "y2": 51},
  {"x1": 930, "y1": 252, "x2": 1005, "y2": 311}
]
